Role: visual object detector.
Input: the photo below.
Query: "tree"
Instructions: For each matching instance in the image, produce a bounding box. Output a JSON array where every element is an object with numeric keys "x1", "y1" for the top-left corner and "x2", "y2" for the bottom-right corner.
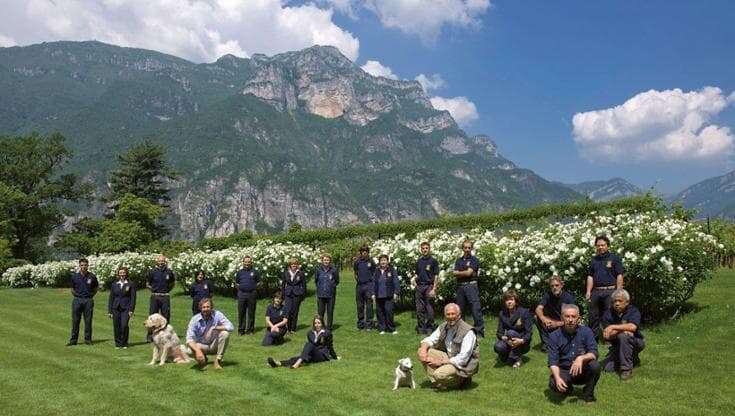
[
  {"x1": 0, "y1": 133, "x2": 89, "y2": 262},
  {"x1": 108, "y1": 142, "x2": 178, "y2": 207}
]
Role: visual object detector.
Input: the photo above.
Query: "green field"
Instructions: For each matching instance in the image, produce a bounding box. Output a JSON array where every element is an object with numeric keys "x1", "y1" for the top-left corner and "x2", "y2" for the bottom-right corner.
[{"x1": 1, "y1": 269, "x2": 733, "y2": 416}]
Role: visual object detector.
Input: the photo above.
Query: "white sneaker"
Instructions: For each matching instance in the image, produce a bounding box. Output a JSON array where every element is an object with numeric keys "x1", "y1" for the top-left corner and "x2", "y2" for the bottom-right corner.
[
  {"x1": 379, "y1": 331, "x2": 385, "y2": 335},
  {"x1": 391, "y1": 331, "x2": 398, "y2": 335}
]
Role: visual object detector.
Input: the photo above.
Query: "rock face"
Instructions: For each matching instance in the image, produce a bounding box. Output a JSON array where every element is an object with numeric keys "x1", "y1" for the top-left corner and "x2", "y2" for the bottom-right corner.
[
  {"x1": 670, "y1": 171, "x2": 735, "y2": 219},
  {"x1": 0, "y1": 41, "x2": 582, "y2": 238},
  {"x1": 565, "y1": 178, "x2": 643, "y2": 202}
]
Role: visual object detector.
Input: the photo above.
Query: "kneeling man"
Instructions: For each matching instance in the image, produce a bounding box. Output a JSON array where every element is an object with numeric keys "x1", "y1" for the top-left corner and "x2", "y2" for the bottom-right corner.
[
  {"x1": 417, "y1": 303, "x2": 479, "y2": 390},
  {"x1": 602, "y1": 289, "x2": 644, "y2": 380},
  {"x1": 186, "y1": 298, "x2": 234, "y2": 369},
  {"x1": 548, "y1": 304, "x2": 601, "y2": 403}
]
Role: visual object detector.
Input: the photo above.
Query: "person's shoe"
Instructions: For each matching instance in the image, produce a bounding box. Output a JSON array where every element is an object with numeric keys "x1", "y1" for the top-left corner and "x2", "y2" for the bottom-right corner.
[
  {"x1": 66, "y1": 341, "x2": 77, "y2": 346},
  {"x1": 620, "y1": 370, "x2": 633, "y2": 381},
  {"x1": 267, "y1": 357, "x2": 280, "y2": 368},
  {"x1": 458, "y1": 377, "x2": 472, "y2": 390},
  {"x1": 391, "y1": 331, "x2": 398, "y2": 335},
  {"x1": 84, "y1": 340, "x2": 93, "y2": 345},
  {"x1": 512, "y1": 360, "x2": 522, "y2": 369},
  {"x1": 213, "y1": 359, "x2": 223, "y2": 370},
  {"x1": 122, "y1": 346, "x2": 128, "y2": 350},
  {"x1": 366, "y1": 328, "x2": 372, "y2": 332},
  {"x1": 583, "y1": 395, "x2": 597, "y2": 404},
  {"x1": 379, "y1": 331, "x2": 385, "y2": 335},
  {"x1": 238, "y1": 332, "x2": 245, "y2": 336}
]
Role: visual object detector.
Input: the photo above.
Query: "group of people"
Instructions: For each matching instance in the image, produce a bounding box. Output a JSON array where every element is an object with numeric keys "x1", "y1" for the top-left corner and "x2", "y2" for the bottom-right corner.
[{"x1": 66, "y1": 235, "x2": 644, "y2": 403}]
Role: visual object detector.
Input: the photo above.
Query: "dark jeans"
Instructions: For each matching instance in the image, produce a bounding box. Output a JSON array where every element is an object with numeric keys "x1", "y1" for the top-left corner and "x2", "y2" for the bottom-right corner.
[
  {"x1": 262, "y1": 327, "x2": 287, "y2": 346},
  {"x1": 415, "y1": 284, "x2": 435, "y2": 334},
  {"x1": 455, "y1": 282, "x2": 484, "y2": 336},
  {"x1": 317, "y1": 297, "x2": 336, "y2": 330},
  {"x1": 70, "y1": 297, "x2": 94, "y2": 343},
  {"x1": 603, "y1": 333, "x2": 645, "y2": 371},
  {"x1": 355, "y1": 283, "x2": 374, "y2": 329},
  {"x1": 549, "y1": 360, "x2": 601, "y2": 400},
  {"x1": 238, "y1": 291, "x2": 257, "y2": 334},
  {"x1": 375, "y1": 297, "x2": 395, "y2": 332},
  {"x1": 588, "y1": 288, "x2": 614, "y2": 338},
  {"x1": 112, "y1": 308, "x2": 131, "y2": 347},
  {"x1": 148, "y1": 294, "x2": 171, "y2": 341},
  {"x1": 284, "y1": 295, "x2": 303, "y2": 332},
  {"x1": 494, "y1": 330, "x2": 530, "y2": 363},
  {"x1": 282, "y1": 343, "x2": 332, "y2": 367}
]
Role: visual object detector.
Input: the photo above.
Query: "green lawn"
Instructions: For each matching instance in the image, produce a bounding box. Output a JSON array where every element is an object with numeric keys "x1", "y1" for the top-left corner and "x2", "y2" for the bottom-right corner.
[{"x1": 1, "y1": 270, "x2": 734, "y2": 416}]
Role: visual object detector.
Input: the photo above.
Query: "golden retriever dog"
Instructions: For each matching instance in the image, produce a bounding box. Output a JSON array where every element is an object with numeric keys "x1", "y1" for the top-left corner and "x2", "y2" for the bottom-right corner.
[{"x1": 143, "y1": 313, "x2": 191, "y2": 366}]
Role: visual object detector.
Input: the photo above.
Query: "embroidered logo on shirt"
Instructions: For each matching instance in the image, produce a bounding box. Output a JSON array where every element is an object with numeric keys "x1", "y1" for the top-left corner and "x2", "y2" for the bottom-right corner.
[
  {"x1": 515, "y1": 318, "x2": 523, "y2": 328},
  {"x1": 425, "y1": 264, "x2": 431, "y2": 271},
  {"x1": 606, "y1": 260, "x2": 612, "y2": 268},
  {"x1": 125, "y1": 286, "x2": 130, "y2": 293},
  {"x1": 87, "y1": 278, "x2": 91, "y2": 284},
  {"x1": 203, "y1": 284, "x2": 208, "y2": 290}
]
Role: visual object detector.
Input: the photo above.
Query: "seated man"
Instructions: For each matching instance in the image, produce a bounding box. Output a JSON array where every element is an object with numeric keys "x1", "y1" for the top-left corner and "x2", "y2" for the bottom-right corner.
[
  {"x1": 186, "y1": 298, "x2": 234, "y2": 370},
  {"x1": 535, "y1": 275, "x2": 576, "y2": 352},
  {"x1": 601, "y1": 289, "x2": 645, "y2": 380},
  {"x1": 547, "y1": 304, "x2": 601, "y2": 403},
  {"x1": 417, "y1": 303, "x2": 479, "y2": 390}
]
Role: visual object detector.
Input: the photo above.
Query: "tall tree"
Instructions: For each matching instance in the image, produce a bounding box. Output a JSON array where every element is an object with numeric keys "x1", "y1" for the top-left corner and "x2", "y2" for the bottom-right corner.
[
  {"x1": 0, "y1": 132, "x2": 88, "y2": 262},
  {"x1": 108, "y1": 142, "x2": 178, "y2": 207}
]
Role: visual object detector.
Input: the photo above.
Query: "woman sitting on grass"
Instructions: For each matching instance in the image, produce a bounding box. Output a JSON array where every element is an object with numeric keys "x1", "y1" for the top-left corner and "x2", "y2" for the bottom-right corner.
[
  {"x1": 267, "y1": 315, "x2": 338, "y2": 368},
  {"x1": 494, "y1": 289, "x2": 533, "y2": 368}
]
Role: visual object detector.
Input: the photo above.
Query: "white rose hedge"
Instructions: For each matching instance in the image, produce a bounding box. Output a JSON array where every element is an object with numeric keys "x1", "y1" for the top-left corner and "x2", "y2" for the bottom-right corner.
[{"x1": 371, "y1": 212, "x2": 721, "y2": 319}]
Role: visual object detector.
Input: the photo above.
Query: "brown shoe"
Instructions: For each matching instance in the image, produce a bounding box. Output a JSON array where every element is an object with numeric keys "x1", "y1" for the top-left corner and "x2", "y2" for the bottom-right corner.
[{"x1": 620, "y1": 370, "x2": 633, "y2": 381}]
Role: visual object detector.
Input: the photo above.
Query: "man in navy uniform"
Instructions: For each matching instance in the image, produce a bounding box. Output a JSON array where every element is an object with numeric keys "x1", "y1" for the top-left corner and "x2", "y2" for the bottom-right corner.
[
  {"x1": 601, "y1": 289, "x2": 645, "y2": 380},
  {"x1": 146, "y1": 255, "x2": 175, "y2": 342},
  {"x1": 585, "y1": 235, "x2": 624, "y2": 339},
  {"x1": 547, "y1": 304, "x2": 601, "y2": 403},
  {"x1": 262, "y1": 292, "x2": 289, "y2": 346},
  {"x1": 67, "y1": 258, "x2": 99, "y2": 346},
  {"x1": 281, "y1": 258, "x2": 306, "y2": 333},
  {"x1": 415, "y1": 241, "x2": 440, "y2": 335},
  {"x1": 234, "y1": 255, "x2": 260, "y2": 335},
  {"x1": 315, "y1": 254, "x2": 339, "y2": 330},
  {"x1": 535, "y1": 275, "x2": 576, "y2": 352},
  {"x1": 353, "y1": 246, "x2": 376, "y2": 330},
  {"x1": 453, "y1": 240, "x2": 484, "y2": 337},
  {"x1": 108, "y1": 266, "x2": 136, "y2": 349}
]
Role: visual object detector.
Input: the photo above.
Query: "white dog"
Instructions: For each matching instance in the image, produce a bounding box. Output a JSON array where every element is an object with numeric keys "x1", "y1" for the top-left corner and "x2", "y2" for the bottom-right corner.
[
  {"x1": 393, "y1": 357, "x2": 416, "y2": 390},
  {"x1": 143, "y1": 313, "x2": 191, "y2": 366}
]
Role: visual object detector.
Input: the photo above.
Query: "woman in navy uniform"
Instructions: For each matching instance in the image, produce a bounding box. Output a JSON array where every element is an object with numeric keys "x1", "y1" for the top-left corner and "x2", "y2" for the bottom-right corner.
[
  {"x1": 262, "y1": 292, "x2": 289, "y2": 346},
  {"x1": 190, "y1": 270, "x2": 214, "y2": 315},
  {"x1": 108, "y1": 266, "x2": 136, "y2": 349},
  {"x1": 267, "y1": 316, "x2": 338, "y2": 369},
  {"x1": 494, "y1": 289, "x2": 533, "y2": 368},
  {"x1": 281, "y1": 258, "x2": 306, "y2": 333},
  {"x1": 314, "y1": 255, "x2": 339, "y2": 330},
  {"x1": 372, "y1": 254, "x2": 400, "y2": 334}
]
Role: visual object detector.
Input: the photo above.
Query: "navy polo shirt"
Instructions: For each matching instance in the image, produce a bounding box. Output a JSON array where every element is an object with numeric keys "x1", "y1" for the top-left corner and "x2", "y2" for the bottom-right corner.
[
  {"x1": 454, "y1": 255, "x2": 479, "y2": 280},
  {"x1": 496, "y1": 307, "x2": 533, "y2": 343},
  {"x1": 266, "y1": 304, "x2": 288, "y2": 325},
  {"x1": 547, "y1": 326, "x2": 598, "y2": 369},
  {"x1": 71, "y1": 272, "x2": 99, "y2": 298},
  {"x1": 587, "y1": 252, "x2": 623, "y2": 287},
  {"x1": 538, "y1": 290, "x2": 577, "y2": 321},
  {"x1": 315, "y1": 266, "x2": 339, "y2": 298},
  {"x1": 373, "y1": 266, "x2": 400, "y2": 299},
  {"x1": 147, "y1": 267, "x2": 175, "y2": 293},
  {"x1": 353, "y1": 258, "x2": 376, "y2": 284},
  {"x1": 190, "y1": 280, "x2": 214, "y2": 302},
  {"x1": 416, "y1": 256, "x2": 439, "y2": 286},
  {"x1": 602, "y1": 305, "x2": 643, "y2": 339},
  {"x1": 235, "y1": 268, "x2": 260, "y2": 292}
]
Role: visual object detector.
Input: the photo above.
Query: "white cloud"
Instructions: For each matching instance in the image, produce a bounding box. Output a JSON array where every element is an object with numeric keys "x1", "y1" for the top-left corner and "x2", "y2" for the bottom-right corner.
[
  {"x1": 430, "y1": 96, "x2": 478, "y2": 127},
  {"x1": 0, "y1": 34, "x2": 17, "y2": 47},
  {"x1": 0, "y1": 0, "x2": 360, "y2": 62},
  {"x1": 572, "y1": 87, "x2": 735, "y2": 162},
  {"x1": 364, "y1": 0, "x2": 491, "y2": 43},
  {"x1": 361, "y1": 60, "x2": 398, "y2": 80},
  {"x1": 415, "y1": 73, "x2": 447, "y2": 93}
]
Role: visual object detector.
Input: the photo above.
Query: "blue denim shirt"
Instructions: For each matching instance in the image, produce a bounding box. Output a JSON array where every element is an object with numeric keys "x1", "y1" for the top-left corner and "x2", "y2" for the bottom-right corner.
[{"x1": 186, "y1": 310, "x2": 234, "y2": 343}]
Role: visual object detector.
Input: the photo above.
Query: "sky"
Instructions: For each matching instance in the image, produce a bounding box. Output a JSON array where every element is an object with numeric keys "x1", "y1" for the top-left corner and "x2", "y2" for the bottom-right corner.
[{"x1": 1, "y1": 0, "x2": 734, "y2": 194}]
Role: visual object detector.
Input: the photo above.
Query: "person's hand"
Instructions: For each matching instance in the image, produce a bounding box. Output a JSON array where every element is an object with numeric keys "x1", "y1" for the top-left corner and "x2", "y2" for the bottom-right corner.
[
  {"x1": 271, "y1": 326, "x2": 279, "y2": 333},
  {"x1": 543, "y1": 318, "x2": 553, "y2": 329},
  {"x1": 128, "y1": 311, "x2": 134, "y2": 317},
  {"x1": 417, "y1": 347, "x2": 429, "y2": 363},
  {"x1": 603, "y1": 327, "x2": 615, "y2": 340},
  {"x1": 428, "y1": 289, "x2": 436, "y2": 298},
  {"x1": 501, "y1": 335, "x2": 508, "y2": 342},
  {"x1": 570, "y1": 356, "x2": 584, "y2": 376},
  {"x1": 336, "y1": 356, "x2": 342, "y2": 360},
  {"x1": 205, "y1": 326, "x2": 216, "y2": 340},
  {"x1": 585, "y1": 292, "x2": 591, "y2": 302},
  {"x1": 107, "y1": 313, "x2": 112, "y2": 319},
  {"x1": 371, "y1": 295, "x2": 376, "y2": 301},
  {"x1": 393, "y1": 294, "x2": 399, "y2": 302},
  {"x1": 511, "y1": 338, "x2": 523, "y2": 348},
  {"x1": 554, "y1": 375, "x2": 568, "y2": 392}
]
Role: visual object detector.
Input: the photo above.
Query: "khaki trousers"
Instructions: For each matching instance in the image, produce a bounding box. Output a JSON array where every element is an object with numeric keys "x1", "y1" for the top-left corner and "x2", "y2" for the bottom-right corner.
[
  {"x1": 423, "y1": 349, "x2": 461, "y2": 389},
  {"x1": 188, "y1": 330, "x2": 230, "y2": 360}
]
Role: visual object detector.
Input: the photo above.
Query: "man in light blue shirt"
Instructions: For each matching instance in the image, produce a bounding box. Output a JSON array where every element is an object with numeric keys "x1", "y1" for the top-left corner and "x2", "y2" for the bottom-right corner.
[{"x1": 186, "y1": 298, "x2": 234, "y2": 370}]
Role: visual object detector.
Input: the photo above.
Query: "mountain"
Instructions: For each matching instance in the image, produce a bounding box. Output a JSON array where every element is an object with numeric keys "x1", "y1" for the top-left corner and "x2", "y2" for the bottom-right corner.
[
  {"x1": 670, "y1": 171, "x2": 735, "y2": 219},
  {"x1": 0, "y1": 41, "x2": 581, "y2": 238},
  {"x1": 564, "y1": 178, "x2": 643, "y2": 202}
]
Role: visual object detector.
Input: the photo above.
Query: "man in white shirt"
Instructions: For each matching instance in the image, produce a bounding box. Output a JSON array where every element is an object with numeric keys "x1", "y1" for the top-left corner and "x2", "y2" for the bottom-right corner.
[{"x1": 417, "y1": 303, "x2": 480, "y2": 389}]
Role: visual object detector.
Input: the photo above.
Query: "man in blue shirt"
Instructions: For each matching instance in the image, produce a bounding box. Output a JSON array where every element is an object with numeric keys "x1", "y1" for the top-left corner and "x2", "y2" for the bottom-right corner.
[
  {"x1": 353, "y1": 246, "x2": 376, "y2": 331},
  {"x1": 67, "y1": 258, "x2": 99, "y2": 346},
  {"x1": 453, "y1": 240, "x2": 484, "y2": 337},
  {"x1": 547, "y1": 304, "x2": 601, "y2": 403},
  {"x1": 601, "y1": 289, "x2": 645, "y2": 380},
  {"x1": 234, "y1": 255, "x2": 260, "y2": 335},
  {"x1": 146, "y1": 255, "x2": 175, "y2": 342},
  {"x1": 415, "y1": 241, "x2": 440, "y2": 335},
  {"x1": 535, "y1": 275, "x2": 577, "y2": 352},
  {"x1": 315, "y1": 254, "x2": 339, "y2": 330},
  {"x1": 585, "y1": 235, "x2": 624, "y2": 339},
  {"x1": 186, "y1": 298, "x2": 234, "y2": 370}
]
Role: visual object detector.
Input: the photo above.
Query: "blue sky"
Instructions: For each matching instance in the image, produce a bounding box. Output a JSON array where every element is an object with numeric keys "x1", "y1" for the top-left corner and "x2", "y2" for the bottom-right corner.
[{"x1": 2, "y1": 0, "x2": 734, "y2": 193}]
